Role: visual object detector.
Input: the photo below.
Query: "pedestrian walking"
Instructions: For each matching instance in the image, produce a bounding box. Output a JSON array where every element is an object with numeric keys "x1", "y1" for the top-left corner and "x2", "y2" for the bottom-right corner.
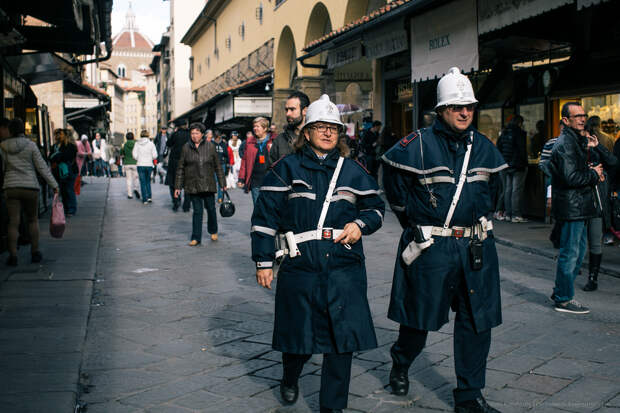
[
  {"x1": 381, "y1": 67, "x2": 507, "y2": 413},
  {"x1": 174, "y1": 122, "x2": 226, "y2": 246},
  {"x1": 76, "y1": 134, "x2": 92, "y2": 179},
  {"x1": 251, "y1": 94, "x2": 385, "y2": 413},
  {"x1": 166, "y1": 122, "x2": 191, "y2": 212},
  {"x1": 153, "y1": 125, "x2": 169, "y2": 183},
  {"x1": 121, "y1": 132, "x2": 140, "y2": 199},
  {"x1": 0, "y1": 118, "x2": 59, "y2": 266},
  {"x1": 238, "y1": 117, "x2": 274, "y2": 204},
  {"x1": 213, "y1": 131, "x2": 230, "y2": 203},
  {"x1": 359, "y1": 121, "x2": 382, "y2": 180},
  {"x1": 496, "y1": 115, "x2": 528, "y2": 223},
  {"x1": 269, "y1": 91, "x2": 309, "y2": 163},
  {"x1": 92, "y1": 132, "x2": 109, "y2": 177},
  {"x1": 548, "y1": 102, "x2": 604, "y2": 314},
  {"x1": 132, "y1": 130, "x2": 157, "y2": 204},
  {"x1": 539, "y1": 121, "x2": 564, "y2": 248},
  {"x1": 50, "y1": 128, "x2": 78, "y2": 216}
]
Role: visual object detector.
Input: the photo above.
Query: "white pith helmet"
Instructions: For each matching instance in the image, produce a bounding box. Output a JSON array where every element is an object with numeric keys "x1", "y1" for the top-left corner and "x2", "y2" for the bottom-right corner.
[
  {"x1": 302, "y1": 94, "x2": 344, "y2": 129},
  {"x1": 435, "y1": 67, "x2": 478, "y2": 109}
]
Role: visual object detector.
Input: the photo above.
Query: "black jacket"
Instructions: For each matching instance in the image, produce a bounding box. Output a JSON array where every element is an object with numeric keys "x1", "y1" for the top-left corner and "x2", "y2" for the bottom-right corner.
[
  {"x1": 165, "y1": 128, "x2": 190, "y2": 186},
  {"x1": 269, "y1": 126, "x2": 297, "y2": 164},
  {"x1": 175, "y1": 139, "x2": 225, "y2": 194},
  {"x1": 497, "y1": 124, "x2": 527, "y2": 170},
  {"x1": 549, "y1": 127, "x2": 601, "y2": 221}
]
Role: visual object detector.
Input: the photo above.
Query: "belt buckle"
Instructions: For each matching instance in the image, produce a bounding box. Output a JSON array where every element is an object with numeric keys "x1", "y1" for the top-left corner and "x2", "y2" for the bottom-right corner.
[
  {"x1": 453, "y1": 228, "x2": 464, "y2": 238},
  {"x1": 322, "y1": 228, "x2": 333, "y2": 240}
]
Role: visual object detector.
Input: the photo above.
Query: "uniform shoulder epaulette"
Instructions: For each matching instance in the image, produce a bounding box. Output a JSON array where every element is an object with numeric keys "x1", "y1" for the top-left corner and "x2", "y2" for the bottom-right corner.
[
  {"x1": 353, "y1": 158, "x2": 370, "y2": 174},
  {"x1": 399, "y1": 131, "x2": 419, "y2": 147}
]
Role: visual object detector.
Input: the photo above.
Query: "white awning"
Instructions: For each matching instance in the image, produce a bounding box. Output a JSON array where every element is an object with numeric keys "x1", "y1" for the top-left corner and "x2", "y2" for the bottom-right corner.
[
  {"x1": 411, "y1": 0, "x2": 478, "y2": 83},
  {"x1": 233, "y1": 96, "x2": 272, "y2": 118},
  {"x1": 478, "y1": 0, "x2": 572, "y2": 35}
]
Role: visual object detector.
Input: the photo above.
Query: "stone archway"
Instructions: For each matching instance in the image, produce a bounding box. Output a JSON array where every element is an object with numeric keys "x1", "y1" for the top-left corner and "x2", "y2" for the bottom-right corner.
[
  {"x1": 302, "y1": 2, "x2": 332, "y2": 79},
  {"x1": 273, "y1": 25, "x2": 298, "y2": 130},
  {"x1": 343, "y1": 0, "x2": 369, "y2": 25}
]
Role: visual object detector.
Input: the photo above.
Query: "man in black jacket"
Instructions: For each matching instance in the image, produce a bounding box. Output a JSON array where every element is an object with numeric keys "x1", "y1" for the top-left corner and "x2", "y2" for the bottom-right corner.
[
  {"x1": 497, "y1": 115, "x2": 528, "y2": 222},
  {"x1": 166, "y1": 122, "x2": 191, "y2": 212},
  {"x1": 269, "y1": 91, "x2": 309, "y2": 164},
  {"x1": 549, "y1": 102, "x2": 604, "y2": 314}
]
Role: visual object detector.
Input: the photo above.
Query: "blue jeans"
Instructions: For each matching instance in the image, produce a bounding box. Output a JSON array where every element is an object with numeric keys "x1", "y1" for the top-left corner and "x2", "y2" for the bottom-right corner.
[
  {"x1": 137, "y1": 166, "x2": 153, "y2": 200},
  {"x1": 553, "y1": 220, "x2": 588, "y2": 303},
  {"x1": 251, "y1": 187, "x2": 260, "y2": 205},
  {"x1": 190, "y1": 192, "x2": 217, "y2": 242},
  {"x1": 504, "y1": 169, "x2": 527, "y2": 218},
  {"x1": 60, "y1": 173, "x2": 77, "y2": 214}
]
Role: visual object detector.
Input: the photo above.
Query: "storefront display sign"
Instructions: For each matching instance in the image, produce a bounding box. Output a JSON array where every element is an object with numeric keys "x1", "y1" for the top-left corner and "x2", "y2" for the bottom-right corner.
[
  {"x1": 411, "y1": 0, "x2": 478, "y2": 82},
  {"x1": 478, "y1": 0, "x2": 571, "y2": 34},
  {"x1": 328, "y1": 41, "x2": 362, "y2": 69},
  {"x1": 365, "y1": 29, "x2": 408, "y2": 60}
]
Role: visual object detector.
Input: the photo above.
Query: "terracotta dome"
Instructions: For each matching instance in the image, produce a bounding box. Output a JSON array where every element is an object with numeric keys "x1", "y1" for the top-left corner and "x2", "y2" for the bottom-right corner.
[{"x1": 112, "y1": 3, "x2": 154, "y2": 50}]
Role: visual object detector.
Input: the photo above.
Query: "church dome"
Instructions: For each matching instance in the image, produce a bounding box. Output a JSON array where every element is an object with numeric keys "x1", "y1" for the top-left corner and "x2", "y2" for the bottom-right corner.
[{"x1": 112, "y1": 3, "x2": 154, "y2": 50}]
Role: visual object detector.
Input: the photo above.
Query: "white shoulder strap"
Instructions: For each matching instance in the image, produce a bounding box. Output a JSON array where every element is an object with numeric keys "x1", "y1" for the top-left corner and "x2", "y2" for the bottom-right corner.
[
  {"x1": 317, "y1": 156, "x2": 344, "y2": 232},
  {"x1": 443, "y1": 132, "x2": 473, "y2": 229}
]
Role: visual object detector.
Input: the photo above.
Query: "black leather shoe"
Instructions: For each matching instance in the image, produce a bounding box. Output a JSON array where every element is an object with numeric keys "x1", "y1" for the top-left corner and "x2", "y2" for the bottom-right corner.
[
  {"x1": 389, "y1": 366, "x2": 409, "y2": 396},
  {"x1": 319, "y1": 408, "x2": 343, "y2": 413},
  {"x1": 280, "y1": 383, "x2": 298, "y2": 404},
  {"x1": 455, "y1": 397, "x2": 501, "y2": 413}
]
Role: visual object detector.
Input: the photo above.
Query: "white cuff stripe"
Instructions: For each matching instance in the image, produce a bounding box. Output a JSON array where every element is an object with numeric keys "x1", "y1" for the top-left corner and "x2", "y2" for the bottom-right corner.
[
  {"x1": 256, "y1": 261, "x2": 273, "y2": 268},
  {"x1": 260, "y1": 185, "x2": 291, "y2": 192},
  {"x1": 354, "y1": 219, "x2": 366, "y2": 229}
]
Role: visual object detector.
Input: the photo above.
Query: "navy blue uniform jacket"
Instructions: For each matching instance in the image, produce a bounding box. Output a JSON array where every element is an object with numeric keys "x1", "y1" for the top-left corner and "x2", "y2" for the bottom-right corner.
[
  {"x1": 382, "y1": 120, "x2": 507, "y2": 333},
  {"x1": 251, "y1": 145, "x2": 385, "y2": 354}
]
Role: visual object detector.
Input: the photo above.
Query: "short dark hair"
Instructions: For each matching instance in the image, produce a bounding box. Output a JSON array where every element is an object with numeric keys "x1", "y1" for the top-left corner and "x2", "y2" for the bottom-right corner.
[
  {"x1": 288, "y1": 91, "x2": 310, "y2": 110},
  {"x1": 126, "y1": 132, "x2": 134, "y2": 140},
  {"x1": 561, "y1": 102, "x2": 581, "y2": 118},
  {"x1": 189, "y1": 122, "x2": 206, "y2": 133},
  {"x1": 372, "y1": 120, "x2": 382, "y2": 127},
  {"x1": 8, "y1": 118, "x2": 25, "y2": 136},
  {"x1": 510, "y1": 115, "x2": 524, "y2": 126}
]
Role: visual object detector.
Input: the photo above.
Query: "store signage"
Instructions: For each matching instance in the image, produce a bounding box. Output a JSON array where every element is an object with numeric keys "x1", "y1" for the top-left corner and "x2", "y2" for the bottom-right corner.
[
  {"x1": 478, "y1": 0, "x2": 571, "y2": 34},
  {"x1": 365, "y1": 29, "x2": 408, "y2": 60},
  {"x1": 397, "y1": 80, "x2": 413, "y2": 101},
  {"x1": 215, "y1": 95, "x2": 234, "y2": 123},
  {"x1": 334, "y1": 72, "x2": 372, "y2": 82},
  {"x1": 411, "y1": 0, "x2": 478, "y2": 82},
  {"x1": 328, "y1": 42, "x2": 362, "y2": 69},
  {"x1": 234, "y1": 96, "x2": 272, "y2": 117}
]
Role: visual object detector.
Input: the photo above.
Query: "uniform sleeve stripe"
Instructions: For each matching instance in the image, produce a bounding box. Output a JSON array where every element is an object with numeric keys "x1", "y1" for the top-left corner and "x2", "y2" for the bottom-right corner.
[
  {"x1": 259, "y1": 185, "x2": 291, "y2": 191},
  {"x1": 251, "y1": 226, "x2": 277, "y2": 236},
  {"x1": 292, "y1": 179, "x2": 312, "y2": 189},
  {"x1": 334, "y1": 186, "x2": 381, "y2": 196},
  {"x1": 468, "y1": 165, "x2": 508, "y2": 173},
  {"x1": 418, "y1": 176, "x2": 455, "y2": 185},
  {"x1": 390, "y1": 204, "x2": 406, "y2": 212},
  {"x1": 288, "y1": 192, "x2": 316, "y2": 200},
  {"x1": 361, "y1": 208, "x2": 384, "y2": 221},
  {"x1": 381, "y1": 155, "x2": 452, "y2": 175}
]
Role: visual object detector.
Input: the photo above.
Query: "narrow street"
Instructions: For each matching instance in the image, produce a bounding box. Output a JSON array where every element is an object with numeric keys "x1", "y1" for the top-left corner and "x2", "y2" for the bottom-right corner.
[
  {"x1": 1, "y1": 178, "x2": 620, "y2": 412},
  {"x1": 78, "y1": 179, "x2": 620, "y2": 413}
]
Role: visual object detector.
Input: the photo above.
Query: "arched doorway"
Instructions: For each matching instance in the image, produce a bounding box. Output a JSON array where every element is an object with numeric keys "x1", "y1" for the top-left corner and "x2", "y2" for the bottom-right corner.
[{"x1": 273, "y1": 26, "x2": 298, "y2": 131}]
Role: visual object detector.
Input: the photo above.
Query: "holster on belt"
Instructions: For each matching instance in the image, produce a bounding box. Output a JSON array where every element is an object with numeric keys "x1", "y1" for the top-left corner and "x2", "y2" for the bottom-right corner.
[{"x1": 401, "y1": 226, "x2": 434, "y2": 266}]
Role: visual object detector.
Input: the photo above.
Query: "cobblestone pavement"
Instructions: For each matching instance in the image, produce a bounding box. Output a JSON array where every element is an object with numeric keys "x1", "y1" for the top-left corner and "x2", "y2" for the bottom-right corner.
[{"x1": 4, "y1": 177, "x2": 619, "y2": 413}]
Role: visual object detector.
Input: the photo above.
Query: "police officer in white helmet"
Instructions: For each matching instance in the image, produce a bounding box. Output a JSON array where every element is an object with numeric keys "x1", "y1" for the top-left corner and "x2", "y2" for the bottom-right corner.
[
  {"x1": 382, "y1": 68, "x2": 507, "y2": 413},
  {"x1": 251, "y1": 94, "x2": 385, "y2": 413}
]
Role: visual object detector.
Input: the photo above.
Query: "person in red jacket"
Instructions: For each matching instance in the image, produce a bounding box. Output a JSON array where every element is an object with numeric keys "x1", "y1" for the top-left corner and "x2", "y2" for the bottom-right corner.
[{"x1": 238, "y1": 117, "x2": 274, "y2": 204}]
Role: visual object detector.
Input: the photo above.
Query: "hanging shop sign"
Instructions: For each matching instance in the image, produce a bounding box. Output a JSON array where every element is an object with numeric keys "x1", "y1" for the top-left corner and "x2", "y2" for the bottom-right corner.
[
  {"x1": 478, "y1": 0, "x2": 571, "y2": 34},
  {"x1": 411, "y1": 0, "x2": 478, "y2": 82},
  {"x1": 215, "y1": 95, "x2": 233, "y2": 123},
  {"x1": 328, "y1": 41, "x2": 362, "y2": 69},
  {"x1": 233, "y1": 96, "x2": 272, "y2": 118},
  {"x1": 365, "y1": 29, "x2": 408, "y2": 60}
]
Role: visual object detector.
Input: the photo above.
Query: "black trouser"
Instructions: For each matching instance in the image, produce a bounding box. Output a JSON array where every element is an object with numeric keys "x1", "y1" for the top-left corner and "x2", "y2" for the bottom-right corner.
[
  {"x1": 390, "y1": 276, "x2": 492, "y2": 404},
  {"x1": 169, "y1": 186, "x2": 190, "y2": 210},
  {"x1": 282, "y1": 352, "x2": 353, "y2": 410},
  {"x1": 189, "y1": 192, "x2": 217, "y2": 242}
]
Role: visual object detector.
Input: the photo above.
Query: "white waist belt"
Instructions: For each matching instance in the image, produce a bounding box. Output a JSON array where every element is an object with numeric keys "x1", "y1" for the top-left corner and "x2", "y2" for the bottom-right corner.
[
  {"x1": 275, "y1": 229, "x2": 344, "y2": 259},
  {"x1": 420, "y1": 220, "x2": 493, "y2": 239}
]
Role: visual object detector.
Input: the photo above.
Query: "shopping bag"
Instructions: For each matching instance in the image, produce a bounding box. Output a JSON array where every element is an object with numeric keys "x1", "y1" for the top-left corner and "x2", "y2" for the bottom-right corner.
[
  {"x1": 74, "y1": 175, "x2": 81, "y2": 195},
  {"x1": 50, "y1": 194, "x2": 66, "y2": 238}
]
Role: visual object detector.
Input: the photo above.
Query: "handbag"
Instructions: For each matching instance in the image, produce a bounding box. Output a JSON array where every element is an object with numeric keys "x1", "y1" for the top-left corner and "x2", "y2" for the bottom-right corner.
[
  {"x1": 74, "y1": 175, "x2": 81, "y2": 195},
  {"x1": 219, "y1": 190, "x2": 235, "y2": 217},
  {"x1": 50, "y1": 194, "x2": 66, "y2": 238},
  {"x1": 58, "y1": 162, "x2": 70, "y2": 180}
]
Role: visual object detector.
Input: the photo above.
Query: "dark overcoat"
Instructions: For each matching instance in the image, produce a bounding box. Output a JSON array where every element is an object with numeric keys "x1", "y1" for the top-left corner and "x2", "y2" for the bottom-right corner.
[
  {"x1": 382, "y1": 120, "x2": 507, "y2": 333},
  {"x1": 165, "y1": 128, "x2": 190, "y2": 186},
  {"x1": 251, "y1": 145, "x2": 385, "y2": 354}
]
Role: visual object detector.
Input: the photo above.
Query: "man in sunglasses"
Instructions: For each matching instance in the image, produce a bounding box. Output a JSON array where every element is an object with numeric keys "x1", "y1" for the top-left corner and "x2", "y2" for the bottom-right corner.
[
  {"x1": 382, "y1": 67, "x2": 507, "y2": 413},
  {"x1": 548, "y1": 102, "x2": 604, "y2": 314}
]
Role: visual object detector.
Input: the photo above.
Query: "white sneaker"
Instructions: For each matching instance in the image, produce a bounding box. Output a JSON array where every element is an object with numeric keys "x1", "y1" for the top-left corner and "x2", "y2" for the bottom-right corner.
[{"x1": 511, "y1": 216, "x2": 529, "y2": 223}]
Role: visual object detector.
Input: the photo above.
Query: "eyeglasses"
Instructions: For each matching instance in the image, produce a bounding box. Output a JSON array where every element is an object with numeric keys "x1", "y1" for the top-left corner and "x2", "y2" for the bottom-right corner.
[
  {"x1": 569, "y1": 114, "x2": 587, "y2": 119},
  {"x1": 447, "y1": 104, "x2": 476, "y2": 112},
  {"x1": 310, "y1": 124, "x2": 340, "y2": 134}
]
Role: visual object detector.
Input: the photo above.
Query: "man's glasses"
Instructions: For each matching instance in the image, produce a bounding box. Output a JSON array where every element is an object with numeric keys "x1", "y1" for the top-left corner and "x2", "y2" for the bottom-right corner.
[
  {"x1": 310, "y1": 124, "x2": 340, "y2": 134},
  {"x1": 447, "y1": 104, "x2": 476, "y2": 112}
]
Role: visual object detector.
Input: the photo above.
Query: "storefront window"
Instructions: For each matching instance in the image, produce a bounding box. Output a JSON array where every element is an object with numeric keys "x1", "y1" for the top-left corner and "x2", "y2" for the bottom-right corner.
[
  {"x1": 4, "y1": 89, "x2": 15, "y2": 119},
  {"x1": 582, "y1": 93, "x2": 620, "y2": 139},
  {"x1": 518, "y1": 103, "x2": 545, "y2": 158},
  {"x1": 478, "y1": 108, "x2": 502, "y2": 144}
]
